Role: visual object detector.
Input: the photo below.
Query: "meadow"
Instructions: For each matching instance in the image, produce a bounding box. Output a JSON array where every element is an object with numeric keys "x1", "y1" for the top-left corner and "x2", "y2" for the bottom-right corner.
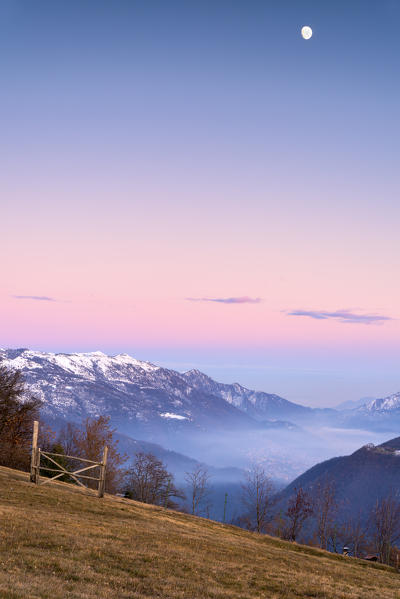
[{"x1": 0, "y1": 465, "x2": 398, "y2": 599}]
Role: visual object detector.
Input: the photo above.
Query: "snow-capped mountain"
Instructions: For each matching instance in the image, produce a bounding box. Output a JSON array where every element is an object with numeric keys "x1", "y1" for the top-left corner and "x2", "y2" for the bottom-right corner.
[
  {"x1": 360, "y1": 392, "x2": 400, "y2": 414},
  {"x1": 182, "y1": 369, "x2": 311, "y2": 422},
  {"x1": 0, "y1": 348, "x2": 266, "y2": 436},
  {"x1": 337, "y1": 391, "x2": 400, "y2": 432},
  {"x1": 3, "y1": 348, "x2": 396, "y2": 436},
  {"x1": 1, "y1": 348, "x2": 321, "y2": 478},
  {"x1": 0, "y1": 348, "x2": 314, "y2": 430},
  {"x1": 3, "y1": 348, "x2": 392, "y2": 482}
]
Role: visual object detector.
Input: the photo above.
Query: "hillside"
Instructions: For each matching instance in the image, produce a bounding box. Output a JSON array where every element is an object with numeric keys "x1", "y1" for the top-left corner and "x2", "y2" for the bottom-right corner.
[
  {"x1": 0, "y1": 467, "x2": 399, "y2": 599},
  {"x1": 276, "y1": 436, "x2": 400, "y2": 519}
]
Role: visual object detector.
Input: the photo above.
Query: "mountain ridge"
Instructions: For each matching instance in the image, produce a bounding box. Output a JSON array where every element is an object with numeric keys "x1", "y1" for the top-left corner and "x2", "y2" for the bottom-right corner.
[
  {"x1": 0, "y1": 348, "x2": 308, "y2": 430},
  {"x1": 2, "y1": 348, "x2": 399, "y2": 482},
  {"x1": 359, "y1": 392, "x2": 400, "y2": 414},
  {"x1": 2, "y1": 347, "x2": 400, "y2": 432},
  {"x1": 276, "y1": 435, "x2": 400, "y2": 521},
  {"x1": 182, "y1": 367, "x2": 311, "y2": 421}
]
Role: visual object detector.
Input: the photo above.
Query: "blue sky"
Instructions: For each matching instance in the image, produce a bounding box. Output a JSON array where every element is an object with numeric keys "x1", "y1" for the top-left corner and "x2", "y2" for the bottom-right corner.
[{"x1": 2, "y1": 0, "x2": 400, "y2": 406}]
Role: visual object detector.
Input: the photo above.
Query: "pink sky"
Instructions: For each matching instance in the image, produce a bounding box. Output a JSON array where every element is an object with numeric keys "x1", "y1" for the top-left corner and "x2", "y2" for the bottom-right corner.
[{"x1": 2, "y1": 0, "x2": 400, "y2": 405}]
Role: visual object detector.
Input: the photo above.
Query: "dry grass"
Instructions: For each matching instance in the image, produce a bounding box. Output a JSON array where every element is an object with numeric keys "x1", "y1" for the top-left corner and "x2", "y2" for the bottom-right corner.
[{"x1": 0, "y1": 466, "x2": 399, "y2": 599}]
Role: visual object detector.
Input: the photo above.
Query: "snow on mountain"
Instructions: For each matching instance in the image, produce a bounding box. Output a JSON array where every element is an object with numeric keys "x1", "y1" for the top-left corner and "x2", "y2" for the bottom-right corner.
[
  {"x1": 182, "y1": 368, "x2": 311, "y2": 421},
  {"x1": 3, "y1": 348, "x2": 382, "y2": 482},
  {"x1": 335, "y1": 391, "x2": 400, "y2": 432},
  {"x1": 2, "y1": 349, "x2": 159, "y2": 380},
  {"x1": 4, "y1": 348, "x2": 396, "y2": 434},
  {"x1": 160, "y1": 413, "x2": 189, "y2": 421},
  {"x1": 0, "y1": 348, "x2": 261, "y2": 435},
  {"x1": 360, "y1": 392, "x2": 400, "y2": 414}
]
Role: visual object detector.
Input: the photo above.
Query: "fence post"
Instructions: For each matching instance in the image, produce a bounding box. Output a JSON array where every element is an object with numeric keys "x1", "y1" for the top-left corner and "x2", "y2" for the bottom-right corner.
[
  {"x1": 223, "y1": 492, "x2": 228, "y2": 524},
  {"x1": 35, "y1": 448, "x2": 41, "y2": 484},
  {"x1": 30, "y1": 420, "x2": 39, "y2": 483},
  {"x1": 98, "y1": 446, "x2": 108, "y2": 498}
]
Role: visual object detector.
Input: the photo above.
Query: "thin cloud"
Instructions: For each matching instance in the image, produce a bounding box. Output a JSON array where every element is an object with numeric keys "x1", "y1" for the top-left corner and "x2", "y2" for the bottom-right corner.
[
  {"x1": 12, "y1": 295, "x2": 57, "y2": 302},
  {"x1": 287, "y1": 309, "x2": 393, "y2": 325},
  {"x1": 187, "y1": 296, "x2": 262, "y2": 304}
]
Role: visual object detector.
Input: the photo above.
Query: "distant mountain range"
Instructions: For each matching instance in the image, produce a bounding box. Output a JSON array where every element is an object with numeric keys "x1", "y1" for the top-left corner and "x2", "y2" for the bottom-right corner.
[
  {"x1": 359, "y1": 392, "x2": 400, "y2": 414},
  {"x1": 335, "y1": 397, "x2": 373, "y2": 411},
  {"x1": 339, "y1": 392, "x2": 400, "y2": 431},
  {"x1": 2, "y1": 348, "x2": 399, "y2": 429},
  {"x1": 1, "y1": 348, "x2": 399, "y2": 485},
  {"x1": 0, "y1": 348, "x2": 302, "y2": 435},
  {"x1": 182, "y1": 369, "x2": 311, "y2": 421}
]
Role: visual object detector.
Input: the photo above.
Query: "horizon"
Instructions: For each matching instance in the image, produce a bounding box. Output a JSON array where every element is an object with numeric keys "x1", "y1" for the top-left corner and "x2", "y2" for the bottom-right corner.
[{"x1": 2, "y1": 0, "x2": 400, "y2": 407}]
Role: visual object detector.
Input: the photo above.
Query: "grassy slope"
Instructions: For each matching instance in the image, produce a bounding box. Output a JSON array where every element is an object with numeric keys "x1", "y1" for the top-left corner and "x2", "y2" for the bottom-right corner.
[{"x1": 0, "y1": 466, "x2": 399, "y2": 599}]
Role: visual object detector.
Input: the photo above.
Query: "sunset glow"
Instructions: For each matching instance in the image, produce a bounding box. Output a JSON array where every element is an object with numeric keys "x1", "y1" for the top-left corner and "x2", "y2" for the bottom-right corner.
[{"x1": 2, "y1": 0, "x2": 400, "y2": 405}]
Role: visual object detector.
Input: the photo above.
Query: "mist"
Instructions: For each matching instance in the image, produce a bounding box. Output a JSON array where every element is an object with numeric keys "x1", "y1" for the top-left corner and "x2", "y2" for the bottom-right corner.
[{"x1": 113, "y1": 419, "x2": 395, "y2": 522}]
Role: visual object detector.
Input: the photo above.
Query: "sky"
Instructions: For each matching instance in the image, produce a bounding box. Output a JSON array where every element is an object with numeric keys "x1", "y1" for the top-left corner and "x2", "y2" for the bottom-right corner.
[{"x1": 2, "y1": 0, "x2": 400, "y2": 407}]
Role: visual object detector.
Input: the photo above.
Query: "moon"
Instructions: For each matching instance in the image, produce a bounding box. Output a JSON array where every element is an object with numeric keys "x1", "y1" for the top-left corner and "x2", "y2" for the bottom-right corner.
[{"x1": 301, "y1": 26, "x2": 313, "y2": 40}]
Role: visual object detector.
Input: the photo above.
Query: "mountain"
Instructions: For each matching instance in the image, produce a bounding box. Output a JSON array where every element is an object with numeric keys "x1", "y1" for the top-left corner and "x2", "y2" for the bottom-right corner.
[
  {"x1": 116, "y1": 431, "x2": 244, "y2": 485},
  {"x1": 182, "y1": 368, "x2": 338, "y2": 426},
  {"x1": 276, "y1": 436, "x2": 400, "y2": 520},
  {"x1": 182, "y1": 369, "x2": 310, "y2": 422},
  {"x1": 3, "y1": 348, "x2": 390, "y2": 483},
  {"x1": 0, "y1": 348, "x2": 262, "y2": 439},
  {"x1": 335, "y1": 397, "x2": 373, "y2": 411},
  {"x1": 0, "y1": 348, "x2": 317, "y2": 436},
  {"x1": 360, "y1": 392, "x2": 400, "y2": 414},
  {"x1": 0, "y1": 348, "x2": 328, "y2": 481},
  {"x1": 340, "y1": 392, "x2": 400, "y2": 431}
]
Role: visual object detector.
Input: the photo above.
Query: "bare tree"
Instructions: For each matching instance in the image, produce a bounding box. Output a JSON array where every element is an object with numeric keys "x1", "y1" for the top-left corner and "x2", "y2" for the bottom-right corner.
[
  {"x1": 126, "y1": 452, "x2": 184, "y2": 509},
  {"x1": 0, "y1": 365, "x2": 41, "y2": 470},
  {"x1": 341, "y1": 511, "x2": 369, "y2": 558},
  {"x1": 58, "y1": 422, "x2": 78, "y2": 456},
  {"x1": 312, "y1": 480, "x2": 338, "y2": 550},
  {"x1": 371, "y1": 494, "x2": 400, "y2": 565},
  {"x1": 241, "y1": 463, "x2": 275, "y2": 533},
  {"x1": 37, "y1": 422, "x2": 56, "y2": 452},
  {"x1": 283, "y1": 487, "x2": 313, "y2": 542},
  {"x1": 327, "y1": 521, "x2": 343, "y2": 554},
  {"x1": 58, "y1": 416, "x2": 127, "y2": 493},
  {"x1": 184, "y1": 465, "x2": 211, "y2": 516}
]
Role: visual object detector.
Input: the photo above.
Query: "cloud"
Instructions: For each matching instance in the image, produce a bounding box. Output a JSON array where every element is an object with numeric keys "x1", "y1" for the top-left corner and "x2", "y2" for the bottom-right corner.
[
  {"x1": 187, "y1": 296, "x2": 262, "y2": 304},
  {"x1": 287, "y1": 309, "x2": 393, "y2": 325},
  {"x1": 12, "y1": 295, "x2": 57, "y2": 302}
]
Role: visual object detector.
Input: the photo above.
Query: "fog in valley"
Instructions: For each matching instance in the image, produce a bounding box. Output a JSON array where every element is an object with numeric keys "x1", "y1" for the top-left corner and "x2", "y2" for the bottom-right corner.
[{"x1": 115, "y1": 419, "x2": 394, "y2": 522}]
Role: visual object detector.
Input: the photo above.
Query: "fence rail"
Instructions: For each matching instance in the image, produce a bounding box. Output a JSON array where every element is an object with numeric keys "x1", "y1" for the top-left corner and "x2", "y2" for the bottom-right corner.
[
  {"x1": 40, "y1": 451, "x2": 103, "y2": 464},
  {"x1": 30, "y1": 420, "x2": 108, "y2": 497}
]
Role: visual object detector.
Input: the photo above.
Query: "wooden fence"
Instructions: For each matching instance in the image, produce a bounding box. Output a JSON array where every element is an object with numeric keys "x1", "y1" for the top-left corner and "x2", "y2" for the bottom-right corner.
[{"x1": 30, "y1": 420, "x2": 108, "y2": 498}]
